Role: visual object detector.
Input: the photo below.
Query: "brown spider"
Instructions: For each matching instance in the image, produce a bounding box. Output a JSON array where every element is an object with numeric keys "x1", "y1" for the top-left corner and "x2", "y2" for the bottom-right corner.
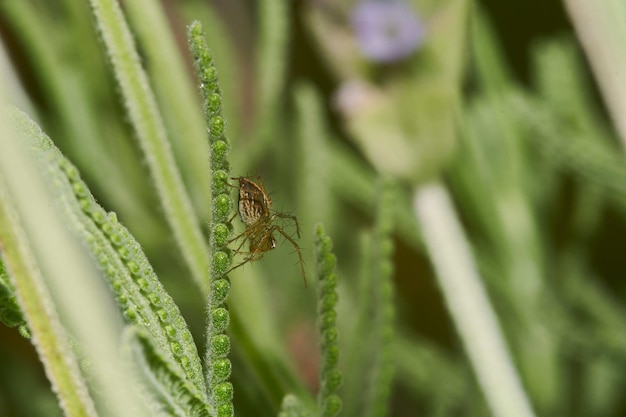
[{"x1": 225, "y1": 176, "x2": 307, "y2": 286}]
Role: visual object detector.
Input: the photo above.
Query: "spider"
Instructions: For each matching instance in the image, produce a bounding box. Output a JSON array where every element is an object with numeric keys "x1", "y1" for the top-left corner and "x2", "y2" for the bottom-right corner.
[{"x1": 225, "y1": 176, "x2": 307, "y2": 286}]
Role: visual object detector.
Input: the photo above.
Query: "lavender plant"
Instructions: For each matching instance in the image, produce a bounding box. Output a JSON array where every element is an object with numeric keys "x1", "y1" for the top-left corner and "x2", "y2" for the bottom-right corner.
[{"x1": 1, "y1": 0, "x2": 626, "y2": 417}]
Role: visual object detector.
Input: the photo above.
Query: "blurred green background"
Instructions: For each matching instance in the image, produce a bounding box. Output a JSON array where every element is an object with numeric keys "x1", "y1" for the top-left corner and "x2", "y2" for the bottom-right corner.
[{"x1": 1, "y1": 0, "x2": 625, "y2": 416}]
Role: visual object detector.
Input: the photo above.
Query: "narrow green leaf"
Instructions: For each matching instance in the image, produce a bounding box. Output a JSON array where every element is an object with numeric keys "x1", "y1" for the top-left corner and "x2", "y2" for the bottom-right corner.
[
  {"x1": 87, "y1": 0, "x2": 210, "y2": 293},
  {"x1": 123, "y1": 327, "x2": 212, "y2": 417},
  {"x1": 7, "y1": 107, "x2": 207, "y2": 399},
  {"x1": 1, "y1": 107, "x2": 146, "y2": 417},
  {"x1": 123, "y1": 0, "x2": 210, "y2": 219},
  {"x1": 0, "y1": 182, "x2": 97, "y2": 417}
]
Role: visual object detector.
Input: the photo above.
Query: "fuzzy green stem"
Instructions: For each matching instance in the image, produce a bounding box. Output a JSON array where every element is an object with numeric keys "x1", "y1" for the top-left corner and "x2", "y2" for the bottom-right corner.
[
  {"x1": 123, "y1": 0, "x2": 210, "y2": 219},
  {"x1": 363, "y1": 178, "x2": 396, "y2": 417},
  {"x1": 314, "y1": 224, "x2": 343, "y2": 417},
  {"x1": 413, "y1": 182, "x2": 536, "y2": 417},
  {"x1": 188, "y1": 21, "x2": 234, "y2": 417}
]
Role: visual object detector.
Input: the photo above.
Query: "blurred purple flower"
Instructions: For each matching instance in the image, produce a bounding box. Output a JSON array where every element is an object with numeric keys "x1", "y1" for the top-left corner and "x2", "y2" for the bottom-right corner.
[{"x1": 351, "y1": 0, "x2": 425, "y2": 63}]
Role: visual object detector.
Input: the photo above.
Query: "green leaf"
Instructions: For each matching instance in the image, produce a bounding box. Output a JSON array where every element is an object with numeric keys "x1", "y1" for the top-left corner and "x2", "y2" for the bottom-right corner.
[
  {"x1": 123, "y1": 327, "x2": 212, "y2": 417},
  {"x1": 7, "y1": 107, "x2": 207, "y2": 399},
  {"x1": 87, "y1": 0, "x2": 210, "y2": 293}
]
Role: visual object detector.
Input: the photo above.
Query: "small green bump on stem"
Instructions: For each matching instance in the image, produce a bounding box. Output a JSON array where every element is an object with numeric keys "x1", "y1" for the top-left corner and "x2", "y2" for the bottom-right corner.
[
  {"x1": 126, "y1": 261, "x2": 140, "y2": 275},
  {"x1": 324, "y1": 345, "x2": 340, "y2": 370},
  {"x1": 90, "y1": 207, "x2": 107, "y2": 225},
  {"x1": 101, "y1": 222, "x2": 115, "y2": 236},
  {"x1": 72, "y1": 182, "x2": 88, "y2": 198},
  {"x1": 117, "y1": 246, "x2": 132, "y2": 260},
  {"x1": 124, "y1": 308, "x2": 138, "y2": 321},
  {"x1": 211, "y1": 279, "x2": 230, "y2": 306},
  {"x1": 211, "y1": 140, "x2": 229, "y2": 165},
  {"x1": 170, "y1": 341, "x2": 183, "y2": 356},
  {"x1": 63, "y1": 164, "x2": 79, "y2": 179},
  {"x1": 323, "y1": 273, "x2": 338, "y2": 292},
  {"x1": 110, "y1": 233, "x2": 124, "y2": 246},
  {"x1": 213, "y1": 171, "x2": 230, "y2": 195},
  {"x1": 164, "y1": 325, "x2": 176, "y2": 338},
  {"x1": 79, "y1": 199, "x2": 91, "y2": 212},
  {"x1": 208, "y1": 93, "x2": 222, "y2": 114},
  {"x1": 320, "y1": 309, "x2": 337, "y2": 330},
  {"x1": 157, "y1": 309, "x2": 169, "y2": 322},
  {"x1": 180, "y1": 355, "x2": 191, "y2": 369},
  {"x1": 210, "y1": 335, "x2": 231, "y2": 358},
  {"x1": 98, "y1": 252, "x2": 109, "y2": 265},
  {"x1": 211, "y1": 308, "x2": 230, "y2": 333},
  {"x1": 203, "y1": 67, "x2": 218, "y2": 83},
  {"x1": 147, "y1": 293, "x2": 161, "y2": 306},
  {"x1": 324, "y1": 369, "x2": 343, "y2": 393},
  {"x1": 320, "y1": 292, "x2": 338, "y2": 312},
  {"x1": 216, "y1": 403, "x2": 234, "y2": 417},
  {"x1": 214, "y1": 382, "x2": 234, "y2": 403},
  {"x1": 210, "y1": 117, "x2": 226, "y2": 138},
  {"x1": 323, "y1": 395, "x2": 342, "y2": 417},
  {"x1": 322, "y1": 328, "x2": 338, "y2": 346},
  {"x1": 319, "y1": 235, "x2": 333, "y2": 255},
  {"x1": 211, "y1": 358, "x2": 232, "y2": 383},
  {"x1": 112, "y1": 280, "x2": 123, "y2": 292},
  {"x1": 106, "y1": 265, "x2": 117, "y2": 277},
  {"x1": 213, "y1": 251, "x2": 231, "y2": 276},
  {"x1": 214, "y1": 194, "x2": 232, "y2": 221},
  {"x1": 213, "y1": 223, "x2": 230, "y2": 247},
  {"x1": 136, "y1": 277, "x2": 150, "y2": 291},
  {"x1": 319, "y1": 254, "x2": 336, "y2": 278}
]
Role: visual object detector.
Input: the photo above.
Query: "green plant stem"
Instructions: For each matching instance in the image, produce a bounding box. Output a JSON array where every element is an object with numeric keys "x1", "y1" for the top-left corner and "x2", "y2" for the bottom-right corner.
[
  {"x1": 88, "y1": 0, "x2": 210, "y2": 294},
  {"x1": 188, "y1": 21, "x2": 235, "y2": 417},
  {"x1": 123, "y1": 0, "x2": 210, "y2": 219},
  {"x1": 0, "y1": 184, "x2": 96, "y2": 417},
  {"x1": 413, "y1": 182, "x2": 536, "y2": 417},
  {"x1": 314, "y1": 225, "x2": 342, "y2": 417},
  {"x1": 363, "y1": 178, "x2": 396, "y2": 417},
  {"x1": 564, "y1": 0, "x2": 626, "y2": 148}
]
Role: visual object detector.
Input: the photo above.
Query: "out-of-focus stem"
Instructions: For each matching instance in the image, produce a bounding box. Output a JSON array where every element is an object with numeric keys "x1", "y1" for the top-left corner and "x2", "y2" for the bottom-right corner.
[
  {"x1": 413, "y1": 182, "x2": 536, "y2": 417},
  {"x1": 564, "y1": 0, "x2": 626, "y2": 149}
]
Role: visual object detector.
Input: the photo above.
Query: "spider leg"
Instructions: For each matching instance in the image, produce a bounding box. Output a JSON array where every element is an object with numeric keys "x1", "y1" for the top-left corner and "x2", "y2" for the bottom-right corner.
[
  {"x1": 223, "y1": 241, "x2": 267, "y2": 275},
  {"x1": 271, "y1": 225, "x2": 307, "y2": 287},
  {"x1": 271, "y1": 212, "x2": 302, "y2": 238},
  {"x1": 227, "y1": 231, "x2": 248, "y2": 254},
  {"x1": 227, "y1": 224, "x2": 258, "y2": 245}
]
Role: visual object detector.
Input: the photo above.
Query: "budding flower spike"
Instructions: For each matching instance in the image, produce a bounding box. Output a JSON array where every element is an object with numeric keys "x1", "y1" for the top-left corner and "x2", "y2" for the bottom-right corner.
[{"x1": 226, "y1": 176, "x2": 307, "y2": 286}]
